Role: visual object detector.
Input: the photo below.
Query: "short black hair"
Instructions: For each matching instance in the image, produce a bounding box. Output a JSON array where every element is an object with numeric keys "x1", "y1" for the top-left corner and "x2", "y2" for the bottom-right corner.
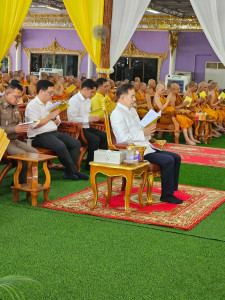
[
  {"x1": 116, "y1": 83, "x2": 134, "y2": 99},
  {"x1": 96, "y1": 78, "x2": 108, "y2": 88},
  {"x1": 81, "y1": 79, "x2": 96, "y2": 90},
  {"x1": 6, "y1": 82, "x2": 23, "y2": 92},
  {"x1": 37, "y1": 80, "x2": 54, "y2": 94}
]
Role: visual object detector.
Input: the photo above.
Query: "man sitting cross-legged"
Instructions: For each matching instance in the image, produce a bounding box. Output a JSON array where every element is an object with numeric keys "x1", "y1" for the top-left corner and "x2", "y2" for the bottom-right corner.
[
  {"x1": 110, "y1": 83, "x2": 183, "y2": 205},
  {"x1": 25, "y1": 80, "x2": 88, "y2": 181},
  {"x1": 67, "y1": 79, "x2": 108, "y2": 171}
]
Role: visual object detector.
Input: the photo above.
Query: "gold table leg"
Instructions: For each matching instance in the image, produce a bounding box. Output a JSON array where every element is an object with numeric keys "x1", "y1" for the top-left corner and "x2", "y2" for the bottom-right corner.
[
  {"x1": 106, "y1": 176, "x2": 112, "y2": 207},
  {"x1": 90, "y1": 168, "x2": 98, "y2": 211}
]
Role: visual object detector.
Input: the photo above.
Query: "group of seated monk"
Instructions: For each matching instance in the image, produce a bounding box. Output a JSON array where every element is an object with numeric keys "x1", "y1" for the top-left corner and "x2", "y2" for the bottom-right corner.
[{"x1": 1, "y1": 70, "x2": 224, "y2": 205}]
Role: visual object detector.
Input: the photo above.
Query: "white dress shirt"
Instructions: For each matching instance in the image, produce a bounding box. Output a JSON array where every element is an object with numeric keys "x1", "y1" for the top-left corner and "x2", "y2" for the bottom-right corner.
[
  {"x1": 25, "y1": 96, "x2": 60, "y2": 138},
  {"x1": 110, "y1": 102, "x2": 157, "y2": 155},
  {"x1": 67, "y1": 91, "x2": 91, "y2": 128}
]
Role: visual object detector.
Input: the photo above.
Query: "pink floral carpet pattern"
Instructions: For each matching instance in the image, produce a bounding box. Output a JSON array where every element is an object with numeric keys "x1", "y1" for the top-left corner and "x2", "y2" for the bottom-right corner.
[
  {"x1": 161, "y1": 143, "x2": 225, "y2": 168},
  {"x1": 40, "y1": 179, "x2": 225, "y2": 230}
]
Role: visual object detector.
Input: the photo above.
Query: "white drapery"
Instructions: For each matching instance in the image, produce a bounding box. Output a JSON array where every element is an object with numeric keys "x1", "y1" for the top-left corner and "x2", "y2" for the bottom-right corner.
[
  {"x1": 110, "y1": 0, "x2": 150, "y2": 69},
  {"x1": 190, "y1": 0, "x2": 225, "y2": 65}
]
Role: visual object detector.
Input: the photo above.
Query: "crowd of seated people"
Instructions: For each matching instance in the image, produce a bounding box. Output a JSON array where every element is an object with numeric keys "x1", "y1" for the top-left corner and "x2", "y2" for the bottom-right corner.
[{"x1": 1, "y1": 69, "x2": 225, "y2": 196}]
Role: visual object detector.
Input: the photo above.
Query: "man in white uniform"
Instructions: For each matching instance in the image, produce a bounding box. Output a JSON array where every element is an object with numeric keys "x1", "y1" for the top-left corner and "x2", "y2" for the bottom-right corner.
[
  {"x1": 110, "y1": 84, "x2": 182, "y2": 204},
  {"x1": 25, "y1": 80, "x2": 88, "y2": 181},
  {"x1": 67, "y1": 79, "x2": 107, "y2": 170}
]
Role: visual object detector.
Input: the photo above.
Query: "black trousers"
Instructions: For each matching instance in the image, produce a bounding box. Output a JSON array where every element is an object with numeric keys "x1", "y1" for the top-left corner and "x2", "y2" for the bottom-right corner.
[
  {"x1": 32, "y1": 131, "x2": 81, "y2": 175},
  {"x1": 83, "y1": 128, "x2": 108, "y2": 166},
  {"x1": 144, "y1": 150, "x2": 181, "y2": 196}
]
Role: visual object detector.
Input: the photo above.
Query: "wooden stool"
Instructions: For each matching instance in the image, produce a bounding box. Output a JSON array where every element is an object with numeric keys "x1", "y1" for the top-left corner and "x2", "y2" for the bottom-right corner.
[
  {"x1": 7, "y1": 153, "x2": 57, "y2": 206},
  {"x1": 89, "y1": 161, "x2": 150, "y2": 216}
]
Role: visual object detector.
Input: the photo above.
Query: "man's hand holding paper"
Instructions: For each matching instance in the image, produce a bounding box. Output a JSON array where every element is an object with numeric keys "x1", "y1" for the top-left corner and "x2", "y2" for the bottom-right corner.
[
  {"x1": 49, "y1": 109, "x2": 60, "y2": 120},
  {"x1": 143, "y1": 123, "x2": 156, "y2": 137}
]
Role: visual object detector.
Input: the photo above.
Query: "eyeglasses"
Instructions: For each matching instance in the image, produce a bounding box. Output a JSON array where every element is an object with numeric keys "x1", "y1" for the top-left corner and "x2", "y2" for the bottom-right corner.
[
  {"x1": 45, "y1": 91, "x2": 54, "y2": 96},
  {"x1": 10, "y1": 92, "x2": 22, "y2": 100}
]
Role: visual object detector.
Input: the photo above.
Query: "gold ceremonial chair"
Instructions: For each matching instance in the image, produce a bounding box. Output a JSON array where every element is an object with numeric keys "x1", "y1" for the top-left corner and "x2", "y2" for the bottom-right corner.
[{"x1": 102, "y1": 100, "x2": 166, "y2": 204}]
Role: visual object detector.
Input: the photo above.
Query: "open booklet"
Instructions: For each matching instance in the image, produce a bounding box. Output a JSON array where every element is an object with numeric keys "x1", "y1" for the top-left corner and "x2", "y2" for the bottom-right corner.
[
  {"x1": 183, "y1": 96, "x2": 192, "y2": 108},
  {"x1": 66, "y1": 84, "x2": 76, "y2": 94},
  {"x1": 139, "y1": 109, "x2": 161, "y2": 128},
  {"x1": 218, "y1": 92, "x2": 225, "y2": 99},
  {"x1": 47, "y1": 101, "x2": 70, "y2": 113}
]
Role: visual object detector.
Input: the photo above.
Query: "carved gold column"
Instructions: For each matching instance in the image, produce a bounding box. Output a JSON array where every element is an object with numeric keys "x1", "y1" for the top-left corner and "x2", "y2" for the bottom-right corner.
[
  {"x1": 15, "y1": 29, "x2": 22, "y2": 71},
  {"x1": 168, "y1": 31, "x2": 179, "y2": 75}
]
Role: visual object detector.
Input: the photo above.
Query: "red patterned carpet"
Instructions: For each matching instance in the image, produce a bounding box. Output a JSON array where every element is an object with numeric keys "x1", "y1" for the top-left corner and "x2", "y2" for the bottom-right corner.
[
  {"x1": 40, "y1": 179, "x2": 225, "y2": 230},
  {"x1": 161, "y1": 143, "x2": 225, "y2": 168}
]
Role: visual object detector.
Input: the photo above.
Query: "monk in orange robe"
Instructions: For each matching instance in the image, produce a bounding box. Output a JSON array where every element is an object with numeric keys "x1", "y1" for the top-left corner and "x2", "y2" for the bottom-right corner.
[
  {"x1": 134, "y1": 82, "x2": 152, "y2": 119},
  {"x1": 147, "y1": 79, "x2": 156, "y2": 95},
  {"x1": 52, "y1": 77, "x2": 69, "y2": 102},
  {"x1": 18, "y1": 70, "x2": 29, "y2": 86},
  {"x1": 0, "y1": 73, "x2": 10, "y2": 93},
  {"x1": 154, "y1": 83, "x2": 199, "y2": 145},
  {"x1": 207, "y1": 81, "x2": 225, "y2": 136},
  {"x1": 27, "y1": 75, "x2": 38, "y2": 96}
]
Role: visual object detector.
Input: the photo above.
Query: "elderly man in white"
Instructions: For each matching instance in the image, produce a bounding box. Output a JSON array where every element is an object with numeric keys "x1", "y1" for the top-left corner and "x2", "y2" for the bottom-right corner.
[
  {"x1": 67, "y1": 79, "x2": 108, "y2": 171},
  {"x1": 110, "y1": 83, "x2": 182, "y2": 205}
]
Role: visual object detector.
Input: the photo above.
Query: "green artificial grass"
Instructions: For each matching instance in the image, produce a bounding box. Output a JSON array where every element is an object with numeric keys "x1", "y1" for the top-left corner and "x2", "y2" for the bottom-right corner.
[{"x1": 1, "y1": 156, "x2": 225, "y2": 299}]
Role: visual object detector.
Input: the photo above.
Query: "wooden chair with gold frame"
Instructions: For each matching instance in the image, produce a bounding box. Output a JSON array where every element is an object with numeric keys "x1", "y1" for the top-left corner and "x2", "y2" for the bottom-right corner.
[{"x1": 101, "y1": 99, "x2": 166, "y2": 204}]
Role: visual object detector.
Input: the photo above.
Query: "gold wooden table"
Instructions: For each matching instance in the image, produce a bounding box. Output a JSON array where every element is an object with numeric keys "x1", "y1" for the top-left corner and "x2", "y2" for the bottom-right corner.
[
  {"x1": 193, "y1": 119, "x2": 213, "y2": 144},
  {"x1": 89, "y1": 161, "x2": 150, "y2": 216},
  {"x1": 7, "y1": 153, "x2": 57, "y2": 206}
]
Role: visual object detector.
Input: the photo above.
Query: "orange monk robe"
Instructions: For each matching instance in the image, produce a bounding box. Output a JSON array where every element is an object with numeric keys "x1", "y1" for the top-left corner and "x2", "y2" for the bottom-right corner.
[
  {"x1": 0, "y1": 85, "x2": 5, "y2": 93},
  {"x1": 135, "y1": 91, "x2": 148, "y2": 119},
  {"x1": 213, "y1": 92, "x2": 225, "y2": 122},
  {"x1": 108, "y1": 90, "x2": 115, "y2": 101},
  {"x1": 196, "y1": 95, "x2": 218, "y2": 121},
  {"x1": 185, "y1": 92, "x2": 198, "y2": 119},
  {"x1": 174, "y1": 97, "x2": 193, "y2": 130},
  {"x1": 52, "y1": 89, "x2": 69, "y2": 101},
  {"x1": 159, "y1": 96, "x2": 175, "y2": 124},
  {"x1": 159, "y1": 96, "x2": 193, "y2": 130},
  {"x1": 21, "y1": 80, "x2": 29, "y2": 86}
]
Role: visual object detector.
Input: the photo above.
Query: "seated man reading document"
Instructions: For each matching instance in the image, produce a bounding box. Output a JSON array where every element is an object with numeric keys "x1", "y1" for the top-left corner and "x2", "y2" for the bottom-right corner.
[
  {"x1": 0, "y1": 82, "x2": 38, "y2": 183},
  {"x1": 67, "y1": 79, "x2": 108, "y2": 171},
  {"x1": 110, "y1": 84, "x2": 183, "y2": 204},
  {"x1": 25, "y1": 80, "x2": 88, "y2": 181}
]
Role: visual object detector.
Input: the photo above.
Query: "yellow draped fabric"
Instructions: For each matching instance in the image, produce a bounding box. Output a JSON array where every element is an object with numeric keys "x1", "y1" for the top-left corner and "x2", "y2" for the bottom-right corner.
[
  {"x1": 63, "y1": 0, "x2": 104, "y2": 68},
  {"x1": 0, "y1": 129, "x2": 9, "y2": 160},
  {"x1": 0, "y1": 0, "x2": 32, "y2": 66}
]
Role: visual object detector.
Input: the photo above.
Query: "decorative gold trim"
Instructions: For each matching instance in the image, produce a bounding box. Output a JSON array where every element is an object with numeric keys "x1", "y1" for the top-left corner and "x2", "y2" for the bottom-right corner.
[
  {"x1": 23, "y1": 14, "x2": 202, "y2": 31},
  {"x1": 23, "y1": 39, "x2": 87, "y2": 76},
  {"x1": 138, "y1": 15, "x2": 202, "y2": 31},
  {"x1": 23, "y1": 14, "x2": 73, "y2": 29},
  {"x1": 121, "y1": 41, "x2": 168, "y2": 81}
]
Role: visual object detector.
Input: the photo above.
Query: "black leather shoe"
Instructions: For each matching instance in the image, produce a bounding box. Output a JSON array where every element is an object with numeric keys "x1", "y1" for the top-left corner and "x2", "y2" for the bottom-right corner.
[
  {"x1": 63, "y1": 173, "x2": 79, "y2": 181},
  {"x1": 75, "y1": 171, "x2": 89, "y2": 180},
  {"x1": 160, "y1": 195, "x2": 183, "y2": 204}
]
